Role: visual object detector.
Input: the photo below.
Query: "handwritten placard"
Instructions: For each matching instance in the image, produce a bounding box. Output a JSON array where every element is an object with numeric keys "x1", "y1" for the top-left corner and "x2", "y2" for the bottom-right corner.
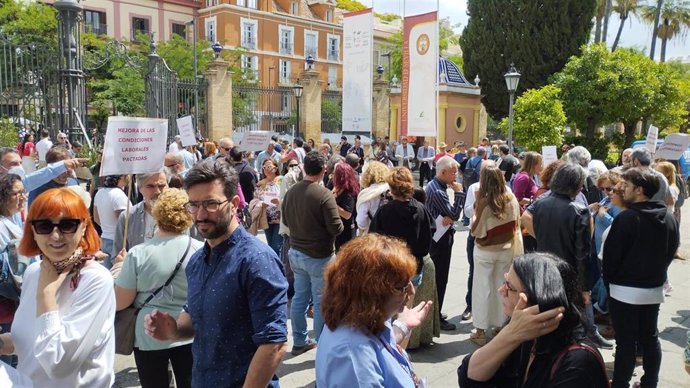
[
  {"x1": 100, "y1": 117, "x2": 168, "y2": 176},
  {"x1": 176, "y1": 115, "x2": 197, "y2": 147},
  {"x1": 239, "y1": 131, "x2": 273, "y2": 152},
  {"x1": 655, "y1": 134, "x2": 690, "y2": 160},
  {"x1": 645, "y1": 125, "x2": 659, "y2": 154}
]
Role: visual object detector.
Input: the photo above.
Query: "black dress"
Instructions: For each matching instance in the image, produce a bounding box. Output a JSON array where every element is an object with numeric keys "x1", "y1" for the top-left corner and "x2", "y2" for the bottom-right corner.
[{"x1": 334, "y1": 192, "x2": 355, "y2": 252}]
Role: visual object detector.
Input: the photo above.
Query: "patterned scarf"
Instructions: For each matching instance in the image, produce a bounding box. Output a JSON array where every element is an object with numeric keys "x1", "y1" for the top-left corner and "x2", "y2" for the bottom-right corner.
[{"x1": 46, "y1": 247, "x2": 92, "y2": 290}]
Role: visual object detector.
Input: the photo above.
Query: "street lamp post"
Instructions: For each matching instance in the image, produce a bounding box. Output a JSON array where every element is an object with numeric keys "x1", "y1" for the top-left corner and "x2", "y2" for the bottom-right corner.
[
  {"x1": 293, "y1": 84, "x2": 304, "y2": 139},
  {"x1": 504, "y1": 63, "x2": 521, "y2": 154}
]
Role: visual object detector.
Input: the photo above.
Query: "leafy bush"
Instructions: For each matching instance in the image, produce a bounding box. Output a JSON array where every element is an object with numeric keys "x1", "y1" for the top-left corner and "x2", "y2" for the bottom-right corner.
[{"x1": 0, "y1": 118, "x2": 20, "y2": 147}]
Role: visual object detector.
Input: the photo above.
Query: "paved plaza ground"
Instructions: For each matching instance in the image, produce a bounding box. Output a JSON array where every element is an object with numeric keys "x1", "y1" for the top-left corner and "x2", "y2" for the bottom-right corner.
[{"x1": 114, "y1": 203, "x2": 690, "y2": 388}]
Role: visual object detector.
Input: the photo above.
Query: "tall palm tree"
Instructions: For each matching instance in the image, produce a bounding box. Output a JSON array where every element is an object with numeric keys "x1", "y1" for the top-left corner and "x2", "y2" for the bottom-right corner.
[
  {"x1": 640, "y1": 0, "x2": 690, "y2": 62},
  {"x1": 650, "y1": 0, "x2": 664, "y2": 59},
  {"x1": 602, "y1": 0, "x2": 614, "y2": 43},
  {"x1": 595, "y1": 0, "x2": 607, "y2": 42},
  {"x1": 612, "y1": 0, "x2": 640, "y2": 51}
]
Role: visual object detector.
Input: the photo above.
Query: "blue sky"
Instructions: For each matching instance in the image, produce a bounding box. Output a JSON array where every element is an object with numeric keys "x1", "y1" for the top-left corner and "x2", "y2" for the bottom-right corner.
[{"x1": 366, "y1": 0, "x2": 688, "y2": 61}]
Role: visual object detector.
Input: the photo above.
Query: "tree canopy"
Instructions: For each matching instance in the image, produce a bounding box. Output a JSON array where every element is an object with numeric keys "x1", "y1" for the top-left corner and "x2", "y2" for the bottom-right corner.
[
  {"x1": 498, "y1": 85, "x2": 566, "y2": 151},
  {"x1": 461, "y1": 0, "x2": 597, "y2": 120}
]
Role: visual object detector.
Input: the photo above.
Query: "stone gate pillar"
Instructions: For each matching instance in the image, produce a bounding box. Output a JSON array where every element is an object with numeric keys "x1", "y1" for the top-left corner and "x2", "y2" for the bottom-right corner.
[
  {"x1": 372, "y1": 77, "x2": 389, "y2": 141},
  {"x1": 299, "y1": 69, "x2": 322, "y2": 142},
  {"x1": 205, "y1": 60, "x2": 232, "y2": 140}
]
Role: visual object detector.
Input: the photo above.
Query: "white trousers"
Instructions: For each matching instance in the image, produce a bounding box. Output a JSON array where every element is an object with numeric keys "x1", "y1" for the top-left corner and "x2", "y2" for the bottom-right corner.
[{"x1": 472, "y1": 245, "x2": 513, "y2": 330}]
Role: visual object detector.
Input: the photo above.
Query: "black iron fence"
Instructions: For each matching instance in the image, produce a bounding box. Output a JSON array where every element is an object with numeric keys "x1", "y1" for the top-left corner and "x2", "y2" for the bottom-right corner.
[
  {"x1": 232, "y1": 84, "x2": 295, "y2": 135},
  {"x1": 322, "y1": 89, "x2": 342, "y2": 134}
]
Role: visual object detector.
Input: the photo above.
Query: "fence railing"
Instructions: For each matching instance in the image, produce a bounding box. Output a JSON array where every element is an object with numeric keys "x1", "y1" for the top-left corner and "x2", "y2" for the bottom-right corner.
[{"x1": 232, "y1": 84, "x2": 295, "y2": 134}]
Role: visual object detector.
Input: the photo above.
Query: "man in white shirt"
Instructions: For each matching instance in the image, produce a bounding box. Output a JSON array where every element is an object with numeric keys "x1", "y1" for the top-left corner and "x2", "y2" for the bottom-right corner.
[
  {"x1": 35, "y1": 129, "x2": 53, "y2": 167},
  {"x1": 395, "y1": 137, "x2": 414, "y2": 169},
  {"x1": 416, "y1": 140, "x2": 435, "y2": 187},
  {"x1": 93, "y1": 174, "x2": 132, "y2": 268},
  {"x1": 169, "y1": 135, "x2": 182, "y2": 154},
  {"x1": 255, "y1": 142, "x2": 281, "y2": 173}
]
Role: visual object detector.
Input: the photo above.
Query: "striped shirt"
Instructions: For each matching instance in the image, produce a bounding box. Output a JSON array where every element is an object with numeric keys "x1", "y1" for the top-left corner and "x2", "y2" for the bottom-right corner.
[{"x1": 424, "y1": 177, "x2": 465, "y2": 230}]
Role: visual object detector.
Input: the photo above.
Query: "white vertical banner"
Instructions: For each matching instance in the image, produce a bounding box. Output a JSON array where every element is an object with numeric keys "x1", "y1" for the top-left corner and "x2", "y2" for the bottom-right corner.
[
  {"x1": 342, "y1": 8, "x2": 373, "y2": 135},
  {"x1": 402, "y1": 11, "x2": 438, "y2": 137}
]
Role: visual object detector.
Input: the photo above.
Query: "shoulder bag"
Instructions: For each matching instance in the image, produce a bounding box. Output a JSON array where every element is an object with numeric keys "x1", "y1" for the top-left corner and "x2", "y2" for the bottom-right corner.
[{"x1": 114, "y1": 237, "x2": 192, "y2": 355}]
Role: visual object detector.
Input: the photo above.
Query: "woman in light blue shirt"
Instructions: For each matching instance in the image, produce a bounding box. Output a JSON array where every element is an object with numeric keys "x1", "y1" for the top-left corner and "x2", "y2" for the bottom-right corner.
[{"x1": 316, "y1": 234, "x2": 432, "y2": 387}]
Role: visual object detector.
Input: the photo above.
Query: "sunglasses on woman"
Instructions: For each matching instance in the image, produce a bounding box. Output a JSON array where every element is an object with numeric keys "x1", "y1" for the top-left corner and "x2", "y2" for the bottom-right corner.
[{"x1": 31, "y1": 218, "x2": 82, "y2": 235}]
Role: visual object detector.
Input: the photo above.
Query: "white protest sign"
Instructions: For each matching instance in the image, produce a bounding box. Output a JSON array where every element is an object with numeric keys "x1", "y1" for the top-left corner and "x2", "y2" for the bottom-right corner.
[
  {"x1": 176, "y1": 115, "x2": 197, "y2": 147},
  {"x1": 655, "y1": 134, "x2": 690, "y2": 160},
  {"x1": 239, "y1": 131, "x2": 273, "y2": 152},
  {"x1": 542, "y1": 145, "x2": 558, "y2": 166},
  {"x1": 100, "y1": 117, "x2": 168, "y2": 176},
  {"x1": 645, "y1": 125, "x2": 659, "y2": 153}
]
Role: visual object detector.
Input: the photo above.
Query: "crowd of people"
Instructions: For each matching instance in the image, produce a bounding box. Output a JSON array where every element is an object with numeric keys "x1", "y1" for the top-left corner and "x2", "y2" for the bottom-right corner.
[{"x1": 0, "y1": 129, "x2": 687, "y2": 387}]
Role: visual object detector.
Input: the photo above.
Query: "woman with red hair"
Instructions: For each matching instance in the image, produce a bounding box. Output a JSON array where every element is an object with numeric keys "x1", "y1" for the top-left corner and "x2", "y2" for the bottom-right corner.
[
  {"x1": 0, "y1": 188, "x2": 116, "y2": 387},
  {"x1": 332, "y1": 162, "x2": 360, "y2": 251}
]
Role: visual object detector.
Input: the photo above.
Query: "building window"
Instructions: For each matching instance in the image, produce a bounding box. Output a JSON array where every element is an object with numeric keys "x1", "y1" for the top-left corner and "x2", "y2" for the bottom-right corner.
[
  {"x1": 172, "y1": 23, "x2": 186, "y2": 39},
  {"x1": 290, "y1": 1, "x2": 298, "y2": 15},
  {"x1": 279, "y1": 60, "x2": 291, "y2": 84},
  {"x1": 326, "y1": 9, "x2": 333, "y2": 22},
  {"x1": 205, "y1": 16, "x2": 217, "y2": 42},
  {"x1": 304, "y1": 30, "x2": 318, "y2": 58},
  {"x1": 247, "y1": 0, "x2": 257, "y2": 8},
  {"x1": 241, "y1": 18, "x2": 257, "y2": 49},
  {"x1": 83, "y1": 10, "x2": 106, "y2": 35},
  {"x1": 237, "y1": 0, "x2": 245, "y2": 5},
  {"x1": 207, "y1": 0, "x2": 218, "y2": 6},
  {"x1": 132, "y1": 17, "x2": 149, "y2": 40},
  {"x1": 281, "y1": 94, "x2": 290, "y2": 112},
  {"x1": 327, "y1": 34, "x2": 340, "y2": 62},
  {"x1": 328, "y1": 66, "x2": 338, "y2": 88},
  {"x1": 241, "y1": 55, "x2": 258, "y2": 79},
  {"x1": 279, "y1": 26, "x2": 293, "y2": 55}
]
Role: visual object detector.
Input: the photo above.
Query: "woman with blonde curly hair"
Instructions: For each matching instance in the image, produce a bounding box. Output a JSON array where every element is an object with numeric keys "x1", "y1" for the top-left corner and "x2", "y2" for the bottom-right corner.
[
  {"x1": 114, "y1": 188, "x2": 203, "y2": 388},
  {"x1": 355, "y1": 161, "x2": 391, "y2": 234}
]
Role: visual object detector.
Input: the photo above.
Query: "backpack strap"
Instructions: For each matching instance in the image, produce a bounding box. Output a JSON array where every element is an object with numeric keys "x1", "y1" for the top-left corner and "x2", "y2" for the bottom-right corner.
[{"x1": 549, "y1": 342, "x2": 609, "y2": 387}]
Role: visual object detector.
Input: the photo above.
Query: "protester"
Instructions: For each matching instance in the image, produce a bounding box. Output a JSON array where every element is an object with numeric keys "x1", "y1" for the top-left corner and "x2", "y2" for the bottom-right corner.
[
  {"x1": 603, "y1": 168, "x2": 679, "y2": 388},
  {"x1": 114, "y1": 188, "x2": 202, "y2": 388},
  {"x1": 0, "y1": 188, "x2": 115, "y2": 386},
  {"x1": 164, "y1": 153, "x2": 187, "y2": 187},
  {"x1": 203, "y1": 141, "x2": 217, "y2": 159},
  {"x1": 395, "y1": 137, "x2": 415, "y2": 169},
  {"x1": 34, "y1": 129, "x2": 52, "y2": 168},
  {"x1": 497, "y1": 144, "x2": 519, "y2": 183},
  {"x1": 417, "y1": 141, "x2": 435, "y2": 187},
  {"x1": 281, "y1": 138, "x2": 307, "y2": 164},
  {"x1": 229, "y1": 146, "x2": 258, "y2": 203},
  {"x1": 655, "y1": 161, "x2": 680, "y2": 219},
  {"x1": 630, "y1": 148, "x2": 673, "y2": 205},
  {"x1": 56, "y1": 132, "x2": 73, "y2": 157},
  {"x1": 369, "y1": 167, "x2": 432, "y2": 286},
  {"x1": 178, "y1": 146, "x2": 197, "y2": 170},
  {"x1": 332, "y1": 162, "x2": 359, "y2": 251},
  {"x1": 17, "y1": 134, "x2": 36, "y2": 174},
  {"x1": 534, "y1": 160, "x2": 565, "y2": 199},
  {"x1": 0, "y1": 147, "x2": 84, "y2": 196},
  {"x1": 145, "y1": 159, "x2": 288, "y2": 387},
  {"x1": 349, "y1": 135, "x2": 365, "y2": 165},
  {"x1": 355, "y1": 161, "x2": 390, "y2": 234},
  {"x1": 469, "y1": 165, "x2": 523, "y2": 346},
  {"x1": 254, "y1": 158, "x2": 283, "y2": 254},
  {"x1": 93, "y1": 175, "x2": 132, "y2": 268},
  {"x1": 281, "y1": 151, "x2": 343, "y2": 355},
  {"x1": 458, "y1": 252, "x2": 609, "y2": 387},
  {"x1": 567, "y1": 146, "x2": 603, "y2": 205},
  {"x1": 27, "y1": 146, "x2": 79, "y2": 208},
  {"x1": 425, "y1": 156, "x2": 464, "y2": 331},
  {"x1": 612, "y1": 148, "x2": 634, "y2": 173},
  {"x1": 512, "y1": 151, "x2": 542, "y2": 206},
  {"x1": 316, "y1": 234, "x2": 432, "y2": 387},
  {"x1": 215, "y1": 138, "x2": 233, "y2": 160},
  {"x1": 255, "y1": 142, "x2": 281, "y2": 174},
  {"x1": 277, "y1": 158, "x2": 303, "y2": 300},
  {"x1": 168, "y1": 135, "x2": 182, "y2": 154}
]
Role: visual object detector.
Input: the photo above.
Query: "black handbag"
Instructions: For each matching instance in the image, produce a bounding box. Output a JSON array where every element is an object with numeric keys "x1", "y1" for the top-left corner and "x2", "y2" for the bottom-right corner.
[{"x1": 114, "y1": 237, "x2": 192, "y2": 355}]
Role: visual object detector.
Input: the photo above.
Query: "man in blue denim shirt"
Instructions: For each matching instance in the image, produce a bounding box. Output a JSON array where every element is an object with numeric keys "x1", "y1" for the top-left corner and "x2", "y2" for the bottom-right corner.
[{"x1": 145, "y1": 159, "x2": 288, "y2": 387}]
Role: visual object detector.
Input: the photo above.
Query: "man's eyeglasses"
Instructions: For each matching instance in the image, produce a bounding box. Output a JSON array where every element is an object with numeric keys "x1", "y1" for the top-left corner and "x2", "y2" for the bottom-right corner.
[
  {"x1": 184, "y1": 199, "x2": 229, "y2": 214},
  {"x1": 222, "y1": 147, "x2": 232, "y2": 152},
  {"x1": 31, "y1": 218, "x2": 82, "y2": 235}
]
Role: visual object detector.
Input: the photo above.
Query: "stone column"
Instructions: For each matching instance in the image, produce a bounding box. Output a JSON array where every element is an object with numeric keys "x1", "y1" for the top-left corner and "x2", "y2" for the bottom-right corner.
[
  {"x1": 205, "y1": 60, "x2": 232, "y2": 141},
  {"x1": 299, "y1": 69, "x2": 322, "y2": 142},
  {"x1": 372, "y1": 78, "x2": 389, "y2": 140}
]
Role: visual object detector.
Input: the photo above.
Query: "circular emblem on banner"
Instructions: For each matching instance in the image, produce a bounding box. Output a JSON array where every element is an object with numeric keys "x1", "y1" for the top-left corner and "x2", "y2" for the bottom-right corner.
[{"x1": 416, "y1": 34, "x2": 430, "y2": 55}]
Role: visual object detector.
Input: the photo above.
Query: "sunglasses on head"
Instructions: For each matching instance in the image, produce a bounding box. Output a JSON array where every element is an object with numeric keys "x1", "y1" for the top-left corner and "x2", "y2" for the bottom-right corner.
[{"x1": 31, "y1": 218, "x2": 82, "y2": 235}]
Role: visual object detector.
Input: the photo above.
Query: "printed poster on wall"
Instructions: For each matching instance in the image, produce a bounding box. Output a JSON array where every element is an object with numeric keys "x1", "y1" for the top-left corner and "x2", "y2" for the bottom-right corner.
[
  {"x1": 402, "y1": 11, "x2": 438, "y2": 137},
  {"x1": 100, "y1": 117, "x2": 168, "y2": 176},
  {"x1": 342, "y1": 8, "x2": 373, "y2": 135}
]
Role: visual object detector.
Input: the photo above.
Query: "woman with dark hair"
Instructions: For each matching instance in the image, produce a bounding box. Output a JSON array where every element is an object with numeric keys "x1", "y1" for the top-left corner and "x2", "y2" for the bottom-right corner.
[
  {"x1": 469, "y1": 165, "x2": 523, "y2": 346},
  {"x1": 0, "y1": 188, "x2": 116, "y2": 387},
  {"x1": 17, "y1": 134, "x2": 36, "y2": 174},
  {"x1": 458, "y1": 252, "x2": 609, "y2": 388},
  {"x1": 332, "y1": 162, "x2": 359, "y2": 251},
  {"x1": 93, "y1": 175, "x2": 131, "y2": 267},
  {"x1": 316, "y1": 234, "x2": 432, "y2": 387},
  {"x1": 307, "y1": 138, "x2": 316, "y2": 149}
]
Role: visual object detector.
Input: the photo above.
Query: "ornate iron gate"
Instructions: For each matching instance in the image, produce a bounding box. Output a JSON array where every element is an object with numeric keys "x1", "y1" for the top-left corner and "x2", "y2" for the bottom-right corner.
[
  {"x1": 232, "y1": 84, "x2": 295, "y2": 134},
  {"x1": 0, "y1": 33, "x2": 60, "y2": 134}
]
